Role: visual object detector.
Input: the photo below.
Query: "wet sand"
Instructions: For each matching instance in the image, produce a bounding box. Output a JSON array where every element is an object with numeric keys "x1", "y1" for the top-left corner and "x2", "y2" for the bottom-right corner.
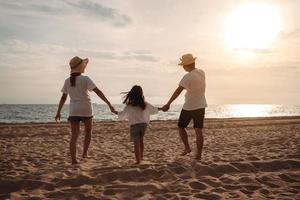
[{"x1": 0, "y1": 117, "x2": 300, "y2": 199}]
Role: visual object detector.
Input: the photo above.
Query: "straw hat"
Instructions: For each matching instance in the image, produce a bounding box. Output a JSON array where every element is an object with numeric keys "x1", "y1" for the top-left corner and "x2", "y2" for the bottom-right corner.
[
  {"x1": 178, "y1": 53, "x2": 197, "y2": 66},
  {"x1": 69, "y1": 56, "x2": 88, "y2": 73}
]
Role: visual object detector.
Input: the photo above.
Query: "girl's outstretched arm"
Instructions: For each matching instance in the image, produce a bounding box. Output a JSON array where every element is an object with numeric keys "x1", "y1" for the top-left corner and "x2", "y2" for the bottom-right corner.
[
  {"x1": 93, "y1": 87, "x2": 116, "y2": 113},
  {"x1": 55, "y1": 93, "x2": 67, "y2": 121}
]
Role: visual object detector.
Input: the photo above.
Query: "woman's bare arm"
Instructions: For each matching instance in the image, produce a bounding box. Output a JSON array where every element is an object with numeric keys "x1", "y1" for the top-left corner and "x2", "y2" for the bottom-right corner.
[
  {"x1": 55, "y1": 93, "x2": 67, "y2": 121},
  {"x1": 93, "y1": 87, "x2": 116, "y2": 113}
]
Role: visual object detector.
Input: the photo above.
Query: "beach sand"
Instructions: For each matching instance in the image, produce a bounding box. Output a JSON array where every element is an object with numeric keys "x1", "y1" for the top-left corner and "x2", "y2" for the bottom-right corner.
[{"x1": 0, "y1": 117, "x2": 300, "y2": 199}]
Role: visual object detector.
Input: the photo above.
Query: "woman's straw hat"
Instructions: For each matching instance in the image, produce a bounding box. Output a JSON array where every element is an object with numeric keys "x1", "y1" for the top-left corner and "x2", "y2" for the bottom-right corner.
[
  {"x1": 69, "y1": 56, "x2": 89, "y2": 73},
  {"x1": 178, "y1": 53, "x2": 197, "y2": 66}
]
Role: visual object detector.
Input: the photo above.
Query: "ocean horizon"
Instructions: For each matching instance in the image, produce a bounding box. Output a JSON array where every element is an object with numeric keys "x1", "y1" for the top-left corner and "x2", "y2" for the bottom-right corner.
[{"x1": 1, "y1": 104, "x2": 300, "y2": 123}]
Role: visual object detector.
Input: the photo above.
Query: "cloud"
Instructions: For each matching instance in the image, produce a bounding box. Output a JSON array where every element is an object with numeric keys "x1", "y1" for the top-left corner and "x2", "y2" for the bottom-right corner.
[
  {"x1": 279, "y1": 28, "x2": 300, "y2": 40},
  {"x1": 78, "y1": 50, "x2": 158, "y2": 63},
  {"x1": 64, "y1": 0, "x2": 131, "y2": 26},
  {"x1": 0, "y1": 0, "x2": 131, "y2": 26},
  {"x1": 120, "y1": 53, "x2": 158, "y2": 62},
  {"x1": 70, "y1": 47, "x2": 158, "y2": 62},
  {"x1": 0, "y1": 1, "x2": 66, "y2": 15},
  {"x1": 232, "y1": 48, "x2": 272, "y2": 54},
  {"x1": 0, "y1": 40, "x2": 69, "y2": 56},
  {"x1": 0, "y1": 40, "x2": 158, "y2": 69}
]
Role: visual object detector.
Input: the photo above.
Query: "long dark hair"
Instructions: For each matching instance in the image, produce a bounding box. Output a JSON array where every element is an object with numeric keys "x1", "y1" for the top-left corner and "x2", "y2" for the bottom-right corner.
[
  {"x1": 122, "y1": 85, "x2": 146, "y2": 110},
  {"x1": 70, "y1": 73, "x2": 81, "y2": 87}
]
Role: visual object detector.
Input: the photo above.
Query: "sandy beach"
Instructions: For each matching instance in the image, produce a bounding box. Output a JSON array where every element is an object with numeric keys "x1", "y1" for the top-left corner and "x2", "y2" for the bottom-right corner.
[{"x1": 0, "y1": 117, "x2": 299, "y2": 199}]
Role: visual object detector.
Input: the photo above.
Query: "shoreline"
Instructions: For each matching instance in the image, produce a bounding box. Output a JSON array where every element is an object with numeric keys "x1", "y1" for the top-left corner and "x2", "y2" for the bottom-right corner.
[{"x1": 0, "y1": 115, "x2": 300, "y2": 126}]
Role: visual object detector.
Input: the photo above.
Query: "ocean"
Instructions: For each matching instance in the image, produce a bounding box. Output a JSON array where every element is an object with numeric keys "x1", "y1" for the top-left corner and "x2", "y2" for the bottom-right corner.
[{"x1": 0, "y1": 104, "x2": 300, "y2": 123}]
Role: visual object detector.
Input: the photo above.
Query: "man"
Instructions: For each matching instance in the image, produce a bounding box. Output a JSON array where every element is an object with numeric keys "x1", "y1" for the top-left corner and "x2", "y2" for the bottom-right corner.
[{"x1": 162, "y1": 53, "x2": 207, "y2": 159}]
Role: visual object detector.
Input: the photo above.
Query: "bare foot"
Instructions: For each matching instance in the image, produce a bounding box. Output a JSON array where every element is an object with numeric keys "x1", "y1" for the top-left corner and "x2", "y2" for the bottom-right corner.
[
  {"x1": 195, "y1": 154, "x2": 202, "y2": 160},
  {"x1": 134, "y1": 161, "x2": 140, "y2": 165},
  {"x1": 82, "y1": 154, "x2": 91, "y2": 159},
  {"x1": 180, "y1": 149, "x2": 191, "y2": 156},
  {"x1": 71, "y1": 160, "x2": 78, "y2": 165}
]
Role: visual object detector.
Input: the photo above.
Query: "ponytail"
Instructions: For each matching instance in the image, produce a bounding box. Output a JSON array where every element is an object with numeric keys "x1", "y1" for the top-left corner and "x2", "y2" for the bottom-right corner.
[{"x1": 70, "y1": 73, "x2": 81, "y2": 87}]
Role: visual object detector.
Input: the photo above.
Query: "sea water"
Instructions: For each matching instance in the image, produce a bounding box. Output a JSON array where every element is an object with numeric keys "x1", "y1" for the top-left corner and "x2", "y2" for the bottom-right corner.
[{"x1": 0, "y1": 104, "x2": 300, "y2": 123}]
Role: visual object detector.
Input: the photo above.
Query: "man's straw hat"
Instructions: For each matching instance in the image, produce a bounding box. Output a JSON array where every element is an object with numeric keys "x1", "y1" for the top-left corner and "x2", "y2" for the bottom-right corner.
[
  {"x1": 69, "y1": 56, "x2": 88, "y2": 73},
  {"x1": 178, "y1": 53, "x2": 197, "y2": 66}
]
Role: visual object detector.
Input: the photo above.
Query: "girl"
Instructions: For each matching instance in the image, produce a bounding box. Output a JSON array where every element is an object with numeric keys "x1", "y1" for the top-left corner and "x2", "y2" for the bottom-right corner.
[
  {"x1": 55, "y1": 56, "x2": 115, "y2": 165},
  {"x1": 112, "y1": 85, "x2": 161, "y2": 164}
]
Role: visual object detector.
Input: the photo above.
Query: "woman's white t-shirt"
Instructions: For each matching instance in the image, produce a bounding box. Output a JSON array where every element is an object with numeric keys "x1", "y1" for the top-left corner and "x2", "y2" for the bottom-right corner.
[
  {"x1": 61, "y1": 75, "x2": 96, "y2": 117},
  {"x1": 118, "y1": 102, "x2": 158, "y2": 125}
]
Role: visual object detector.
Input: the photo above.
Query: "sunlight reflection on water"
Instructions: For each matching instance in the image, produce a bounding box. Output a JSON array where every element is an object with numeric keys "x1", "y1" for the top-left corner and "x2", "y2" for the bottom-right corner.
[
  {"x1": 225, "y1": 104, "x2": 273, "y2": 117},
  {"x1": 205, "y1": 104, "x2": 300, "y2": 118}
]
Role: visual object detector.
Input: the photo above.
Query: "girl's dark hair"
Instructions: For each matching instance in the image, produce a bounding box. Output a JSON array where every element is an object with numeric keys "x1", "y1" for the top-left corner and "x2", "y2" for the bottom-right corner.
[
  {"x1": 122, "y1": 85, "x2": 146, "y2": 110},
  {"x1": 70, "y1": 72, "x2": 81, "y2": 87}
]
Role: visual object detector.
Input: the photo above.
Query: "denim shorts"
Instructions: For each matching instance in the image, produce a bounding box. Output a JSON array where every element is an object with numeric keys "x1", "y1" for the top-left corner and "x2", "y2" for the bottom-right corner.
[
  {"x1": 130, "y1": 123, "x2": 147, "y2": 142},
  {"x1": 68, "y1": 116, "x2": 93, "y2": 122}
]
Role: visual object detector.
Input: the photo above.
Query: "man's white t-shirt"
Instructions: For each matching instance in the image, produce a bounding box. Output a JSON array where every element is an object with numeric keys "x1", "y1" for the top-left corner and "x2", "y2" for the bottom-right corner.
[
  {"x1": 118, "y1": 102, "x2": 158, "y2": 125},
  {"x1": 179, "y1": 68, "x2": 207, "y2": 110},
  {"x1": 61, "y1": 75, "x2": 97, "y2": 116}
]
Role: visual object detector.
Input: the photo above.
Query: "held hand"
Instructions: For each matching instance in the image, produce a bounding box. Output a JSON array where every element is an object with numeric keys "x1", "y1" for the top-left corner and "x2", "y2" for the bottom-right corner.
[
  {"x1": 158, "y1": 107, "x2": 166, "y2": 111},
  {"x1": 161, "y1": 104, "x2": 170, "y2": 112},
  {"x1": 112, "y1": 110, "x2": 118, "y2": 115},
  {"x1": 109, "y1": 105, "x2": 118, "y2": 115},
  {"x1": 55, "y1": 112, "x2": 61, "y2": 122}
]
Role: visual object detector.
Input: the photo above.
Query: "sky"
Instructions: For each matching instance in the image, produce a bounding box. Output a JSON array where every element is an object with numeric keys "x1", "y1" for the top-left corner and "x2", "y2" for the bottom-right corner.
[{"x1": 0, "y1": 0, "x2": 300, "y2": 105}]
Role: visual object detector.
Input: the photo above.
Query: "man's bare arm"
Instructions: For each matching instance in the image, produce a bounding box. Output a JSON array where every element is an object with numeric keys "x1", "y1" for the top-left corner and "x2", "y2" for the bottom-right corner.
[{"x1": 162, "y1": 86, "x2": 184, "y2": 111}]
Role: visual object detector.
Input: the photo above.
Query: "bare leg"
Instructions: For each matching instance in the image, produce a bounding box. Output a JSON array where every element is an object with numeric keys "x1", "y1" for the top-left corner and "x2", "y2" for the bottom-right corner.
[
  {"x1": 195, "y1": 128, "x2": 204, "y2": 159},
  {"x1": 83, "y1": 119, "x2": 92, "y2": 158},
  {"x1": 178, "y1": 127, "x2": 191, "y2": 155},
  {"x1": 134, "y1": 140, "x2": 141, "y2": 164},
  {"x1": 140, "y1": 139, "x2": 144, "y2": 161},
  {"x1": 70, "y1": 121, "x2": 80, "y2": 165}
]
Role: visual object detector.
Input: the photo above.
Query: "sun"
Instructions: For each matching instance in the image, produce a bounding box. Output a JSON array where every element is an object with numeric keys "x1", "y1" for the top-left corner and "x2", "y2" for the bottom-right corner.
[{"x1": 225, "y1": 4, "x2": 281, "y2": 50}]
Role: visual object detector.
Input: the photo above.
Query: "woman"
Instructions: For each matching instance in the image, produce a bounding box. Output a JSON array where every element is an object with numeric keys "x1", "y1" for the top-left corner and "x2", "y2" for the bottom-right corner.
[{"x1": 55, "y1": 56, "x2": 115, "y2": 165}]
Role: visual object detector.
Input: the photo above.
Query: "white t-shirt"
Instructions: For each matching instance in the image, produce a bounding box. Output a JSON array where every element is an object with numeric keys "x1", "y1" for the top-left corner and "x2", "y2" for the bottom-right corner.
[
  {"x1": 179, "y1": 68, "x2": 207, "y2": 110},
  {"x1": 61, "y1": 75, "x2": 97, "y2": 116},
  {"x1": 118, "y1": 102, "x2": 158, "y2": 125}
]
